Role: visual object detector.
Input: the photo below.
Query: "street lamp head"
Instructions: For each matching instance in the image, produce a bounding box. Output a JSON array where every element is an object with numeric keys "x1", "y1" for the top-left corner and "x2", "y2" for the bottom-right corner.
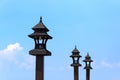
[
  {"x1": 70, "y1": 46, "x2": 82, "y2": 67},
  {"x1": 28, "y1": 17, "x2": 52, "y2": 56},
  {"x1": 83, "y1": 53, "x2": 93, "y2": 69}
]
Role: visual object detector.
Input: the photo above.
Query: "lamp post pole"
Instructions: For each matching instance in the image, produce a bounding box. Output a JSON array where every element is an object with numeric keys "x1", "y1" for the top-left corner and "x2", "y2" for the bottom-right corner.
[
  {"x1": 86, "y1": 68, "x2": 90, "y2": 80},
  {"x1": 70, "y1": 46, "x2": 82, "y2": 80},
  {"x1": 36, "y1": 56, "x2": 44, "y2": 80},
  {"x1": 74, "y1": 66, "x2": 79, "y2": 80},
  {"x1": 28, "y1": 17, "x2": 52, "y2": 80}
]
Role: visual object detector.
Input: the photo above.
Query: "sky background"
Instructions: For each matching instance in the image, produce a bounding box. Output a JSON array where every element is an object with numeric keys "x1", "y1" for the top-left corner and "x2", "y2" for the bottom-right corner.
[{"x1": 0, "y1": 0, "x2": 120, "y2": 80}]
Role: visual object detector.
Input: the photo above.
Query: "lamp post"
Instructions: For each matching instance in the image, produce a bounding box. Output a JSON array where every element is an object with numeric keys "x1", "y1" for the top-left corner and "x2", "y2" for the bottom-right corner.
[
  {"x1": 28, "y1": 17, "x2": 52, "y2": 80},
  {"x1": 70, "y1": 46, "x2": 82, "y2": 80},
  {"x1": 83, "y1": 53, "x2": 93, "y2": 80}
]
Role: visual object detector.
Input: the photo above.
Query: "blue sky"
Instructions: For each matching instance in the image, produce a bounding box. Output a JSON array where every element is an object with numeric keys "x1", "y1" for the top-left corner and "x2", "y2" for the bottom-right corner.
[{"x1": 0, "y1": 0, "x2": 120, "y2": 80}]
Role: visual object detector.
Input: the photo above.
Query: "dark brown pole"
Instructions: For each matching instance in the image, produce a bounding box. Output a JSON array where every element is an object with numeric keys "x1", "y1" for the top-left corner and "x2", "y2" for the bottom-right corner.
[
  {"x1": 86, "y1": 69, "x2": 90, "y2": 80},
  {"x1": 36, "y1": 56, "x2": 44, "y2": 80},
  {"x1": 74, "y1": 66, "x2": 79, "y2": 80}
]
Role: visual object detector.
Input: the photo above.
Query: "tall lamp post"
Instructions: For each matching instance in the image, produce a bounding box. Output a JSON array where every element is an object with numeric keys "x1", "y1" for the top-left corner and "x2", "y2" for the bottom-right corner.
[
  {"x1": 70, "y1": 46, "x2": 82, "y2": 80},
  {"x1": 28, "y1": 17, "x2": 52, "y2": 80},
  {"x1": 83, "y1": 53, "x2": 93, "y2": 80}
]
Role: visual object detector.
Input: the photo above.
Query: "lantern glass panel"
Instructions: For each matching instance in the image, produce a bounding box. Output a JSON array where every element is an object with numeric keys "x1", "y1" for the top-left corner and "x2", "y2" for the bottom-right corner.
[
  {"x1": 74, "y1": 57, "x2": 78, "y2": 63},
  {"x1": 87, "y1": 62, "x2": 90, "y2": 67},
  {"x1": 34, "y1": 36, "x2": 47, "y2": 49}
]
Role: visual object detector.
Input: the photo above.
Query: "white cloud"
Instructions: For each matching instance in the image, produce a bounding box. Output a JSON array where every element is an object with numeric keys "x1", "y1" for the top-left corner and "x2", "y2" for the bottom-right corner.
[
  {"x1": 0, "y1": 43, "x2": 23, "y2": 60},
  {"x1": 0, "y1": 43, "x2": 34, "y2": 70}
]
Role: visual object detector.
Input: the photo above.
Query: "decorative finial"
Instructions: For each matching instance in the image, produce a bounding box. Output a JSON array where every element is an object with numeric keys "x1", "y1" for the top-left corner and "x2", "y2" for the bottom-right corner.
[
  {"x1": 75, "y1": 45, "x2": 77, "y2": 49},
  {"x1": 40, "y1": 16, "x2": 42, "y2": 22},
  {"x1": 87, "y1": 52, "x2": 89, "y2": 56},
  {"x1": 85, "y1": 52, "x2": 91, "y2": 59}
]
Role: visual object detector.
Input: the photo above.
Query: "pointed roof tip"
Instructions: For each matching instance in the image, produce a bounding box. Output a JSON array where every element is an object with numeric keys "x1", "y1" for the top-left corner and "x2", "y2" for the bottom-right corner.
[
  {"x1": 87, "y1": 52, "x2": 89, "y2": 56},
  {"x1": 74, "y1": 45, "x2": 78, "y2": 51},
  {"x1": 40, "y1": 16, "x2": 42, "y2": 22},
  {"x1": 85, "y1": 52, "x2": 91, "y2": 58},
  {"x1": 72, "y1": 45, "x2": 80, "y2": 53},
  {"x1": 75, "y1": 45, "x2": 77, "y2": 49}
]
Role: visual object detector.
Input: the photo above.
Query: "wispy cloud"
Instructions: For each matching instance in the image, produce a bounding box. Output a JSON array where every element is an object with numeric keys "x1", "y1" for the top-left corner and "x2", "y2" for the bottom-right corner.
[
  {"x1": 100, "y1": 60, "x2": 120, "y2": 68},
  {"x1": 101, "y1": 60, "x2": 113, "y2": 68},
  {"x1": 18, "y1": 55, "x2": 34, "y2": 70},
  {"x1": 91, "y1": 60, "x2": 120, "y2": 69}
]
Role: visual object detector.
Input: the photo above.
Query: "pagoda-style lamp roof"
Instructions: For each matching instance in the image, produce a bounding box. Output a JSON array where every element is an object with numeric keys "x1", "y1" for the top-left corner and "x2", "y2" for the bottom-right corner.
[
  {"x1": 70, "y1": 46, "x2": 81, "y2": 58},
  {"x1": 83, "y1": 53, "x2": 93, "y2": 62},
  {"x1": 32, "y1": 17, "x2": 49, "y2": 31},
  {"x1": 29, "y1": 17, "x2": 52, "y2": 39}
]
